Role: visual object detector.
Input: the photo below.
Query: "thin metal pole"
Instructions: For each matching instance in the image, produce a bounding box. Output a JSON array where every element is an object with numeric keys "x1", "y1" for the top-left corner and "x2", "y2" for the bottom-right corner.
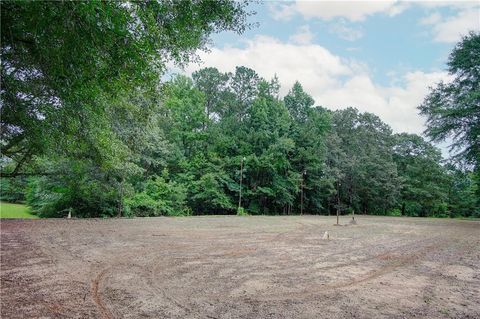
[
  {"x1": 336, "y1": 181, "x2": 340, "y2": 225},
  {"x1": 300, "y1": 183, "x2": 303, "y2": 215},
  {"x1": 238, "y1": 158, "x2": 244, "y2": 211},
  {"x1": 300, "y1": 170, "x2": 305, "y2": 215}
]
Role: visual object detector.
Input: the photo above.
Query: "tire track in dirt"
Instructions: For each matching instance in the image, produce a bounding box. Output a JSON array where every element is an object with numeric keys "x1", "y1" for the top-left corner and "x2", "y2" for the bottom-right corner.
[
  {"x1": 266, "y1": 226, "x2": 425, "y2": 275},
  {"x1": 141, "y1": 232, "x2": 442, "y2": 308},
  {"x1": 70, "y1": 224, "x2": 443, "y2": 317},
  {"x1": 258, "y1": 239, "x2": 446, "y2": 301},
  {"x1": 4, "y1": 218, "x2": 478, "y2": 319},
  {"x1": 270, "y1": 221, "x2": 309, "y2": 242},
  {"x1": 326, "y1": 242, "x2": 441, "y2": 290},
  {"x1": 146, "y1": 259, "x2": 193, "y2": 314},
  {"x1": 91, "y1": 267, "x2": 114, "y2": 319},
  {"x1": 313, "y1": 237, "x2": 443, "y2": 272},
  {"x1": 142, "y1": 239, "x2": 433, "y2": 307},
  {"x1": 269, "y1": 221, "x2": 408, "y2": 257},
  {"x1": 143, "y1": 245, "x2": 263, "y2": 315},
  {"x1": 415, "y1": 238, "x2": 480, "y2": 315},
  {"x1": 315, "y1": 237, "x2": 406, "y2": 258}
]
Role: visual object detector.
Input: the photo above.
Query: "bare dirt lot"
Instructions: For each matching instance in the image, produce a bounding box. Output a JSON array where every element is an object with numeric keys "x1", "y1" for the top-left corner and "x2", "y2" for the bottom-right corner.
[{"x1": 1, "y1": 216, "x2": 479, "y2": 319}]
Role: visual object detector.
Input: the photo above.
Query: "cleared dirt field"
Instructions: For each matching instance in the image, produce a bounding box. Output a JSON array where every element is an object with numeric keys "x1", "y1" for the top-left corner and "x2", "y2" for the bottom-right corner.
[{"x1": 1, "y1": 216, "x2": 479, "y2": 319}]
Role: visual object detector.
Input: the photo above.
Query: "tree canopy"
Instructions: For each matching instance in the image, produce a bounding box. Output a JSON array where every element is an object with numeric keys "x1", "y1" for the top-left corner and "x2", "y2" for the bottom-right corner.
[
  {"x1": 1, "y1": 3, "x2": 478, "y2": 218},
  {"x1": 419, "y1": 32, "x2": 480, "y2": 167},
  {"x1": 1, "y1": 0, "x2": 252, "y2": 176}
]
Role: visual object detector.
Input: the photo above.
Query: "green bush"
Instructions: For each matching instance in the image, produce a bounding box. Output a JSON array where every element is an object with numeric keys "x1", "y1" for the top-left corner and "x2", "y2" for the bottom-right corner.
[
  {"x1": 26, "y1": 175, "x2": 120, "y2": 218},
  {"x1": 190, "y1": 172, "x2": 233, "y2": 212},
  {"x1": 26, "y1": 178, "x2": 65, "y2": 217},
  {"x1": 386, "y1": 208, "x2": 402, "y2": 216},
  {"x1": 403, "y1": 202, "x2": 422, "y2": 217},
  {"x1": 236, "y1": 207, "x2": 249, "y2": 216},
  {"x1": 125, "y1": 175, "x2": 189, "y2": 217},
  {"x1": 433, "y1": 202, "x2": 449, "y2": 218}
]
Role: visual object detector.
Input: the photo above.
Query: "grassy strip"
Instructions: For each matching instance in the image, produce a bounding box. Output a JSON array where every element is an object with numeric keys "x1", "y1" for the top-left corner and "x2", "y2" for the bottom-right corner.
[{"x1": 0, "y1": 201, "x2": 38, "y2": 219}]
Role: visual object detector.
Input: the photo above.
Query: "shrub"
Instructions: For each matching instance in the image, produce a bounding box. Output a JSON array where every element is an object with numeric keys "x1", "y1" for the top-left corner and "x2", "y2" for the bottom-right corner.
[
  {"x1": 236, "y1": 207, "x2": 249, "y2": 216},
  {"x1": 26, "y1": 175, "x2": 119, "y2": 218},
  {"x1": 125, "y1": 175, "x2": 188, "y2": 217},
  {"x1": 386, "y1": 208, "x2": 402, "y2": 216}
]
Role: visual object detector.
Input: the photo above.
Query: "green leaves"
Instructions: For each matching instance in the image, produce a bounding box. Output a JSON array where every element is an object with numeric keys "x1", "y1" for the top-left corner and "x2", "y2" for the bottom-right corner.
[
  {"x1": 2, "y1": 0, "x2": 476, "y2": 218},
  {"x1": 126, "y1": 175, "x2": 189, "y2": 217},
  {"x1": 1, "y1": 1, "x2": 252, "y2": 217},
  {"x1": 418, "y1": 32, "x2": 480, "y2": 213},
  {"x1": 322, "y1": 108, "x2": 400, "y2": 215},
  {"x1": 393, "y1": 133, "x2": 448, "y2": 216},
  {"x1": 191, "y1": 173, "x2": 233, "y2": 212},
  {"x1": 1, "y1": 0, "x2": 252, "y2": 175},
  {"x1": 419, "y1": 32, "x2": 480, "y2": 167}
]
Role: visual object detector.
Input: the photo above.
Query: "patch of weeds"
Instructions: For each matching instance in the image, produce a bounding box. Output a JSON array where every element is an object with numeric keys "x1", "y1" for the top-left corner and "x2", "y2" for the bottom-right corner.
[
  {"x1": 236, "y1": 207, "x2": 249, "y2": 216},
  {"x1": 386, "y1": 208, "x2": 402, "y2": 216}
]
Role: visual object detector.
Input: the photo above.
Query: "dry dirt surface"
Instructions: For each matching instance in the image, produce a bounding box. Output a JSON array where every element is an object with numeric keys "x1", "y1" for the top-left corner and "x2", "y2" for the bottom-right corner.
[{"x1": 1, "y1": 216, "x2": 479, "y2": 319}]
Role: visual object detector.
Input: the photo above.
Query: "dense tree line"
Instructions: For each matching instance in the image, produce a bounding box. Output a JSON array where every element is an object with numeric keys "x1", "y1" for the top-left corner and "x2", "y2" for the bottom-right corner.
[
  {"x1": 1, "y1": 2, "x2": 478, "y2": 218},
  {"x1": 3, "y1": 66, "x2": 478, "y2": 217}
]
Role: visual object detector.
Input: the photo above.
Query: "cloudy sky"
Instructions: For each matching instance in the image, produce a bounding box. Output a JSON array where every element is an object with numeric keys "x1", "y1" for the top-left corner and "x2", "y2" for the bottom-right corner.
[{"x1": 172, "y1": 1, "x2": 479, "y2": 147}]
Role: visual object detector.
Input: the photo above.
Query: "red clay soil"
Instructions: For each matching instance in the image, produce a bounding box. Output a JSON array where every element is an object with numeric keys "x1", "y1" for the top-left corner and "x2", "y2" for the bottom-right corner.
[{"x1": 1, "y1": 216, "x2": 479, "y2": 318}]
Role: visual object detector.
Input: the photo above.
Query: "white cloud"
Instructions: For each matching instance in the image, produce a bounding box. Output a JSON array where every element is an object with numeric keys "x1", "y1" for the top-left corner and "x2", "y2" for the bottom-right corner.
[
  {"x1": 419, "y1": 12, "x2": 442, "y2": 25},
  {"x1": 173, "y1": 36, "x2": 450, "y2": 135},
  {"x1": 387, "y1": 1, "x2": 411, "y2": 17},
  {"x1": 420, "y1": 9, "x2": 479, "y2": 43},
  {"x1": 289, "y1": 25, "x2": 314, "y2": 45},
  {"x1": 269, "y1": 1, "x2": 408, "y2": 22},
  {"x1": 268, "y1": 1, "x2": 478, "y2": 43},
  {"x1": 317, "y1": 70, "x2": 450, "y2": 134},
  {"x1": 268, "y1": 0, "x2": 478, "y2": 22},
  {"x1": 268, "y1": 2, "x2": 297, "y2": 21},
  {"x1": 182, "y1": 35, "x2": 352, "y2": 96},
  {"x1": 328, "y1": 19, "x2": 363, "y2": 41},
  {"x1": 385, "y1": 71, "x2": 451, "y2": 132},
  {"x1": 417, "y1": 1, "x2": 478, "y2": 10}
]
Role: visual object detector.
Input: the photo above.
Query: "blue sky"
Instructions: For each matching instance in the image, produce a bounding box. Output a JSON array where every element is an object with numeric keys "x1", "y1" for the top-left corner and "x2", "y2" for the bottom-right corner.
[
  {"x1": 215, "y1": 2, "x2": 450, "y2": 73},
  {"x1": 177, "y1": 1, "x2": 479, "y2": 153}
]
